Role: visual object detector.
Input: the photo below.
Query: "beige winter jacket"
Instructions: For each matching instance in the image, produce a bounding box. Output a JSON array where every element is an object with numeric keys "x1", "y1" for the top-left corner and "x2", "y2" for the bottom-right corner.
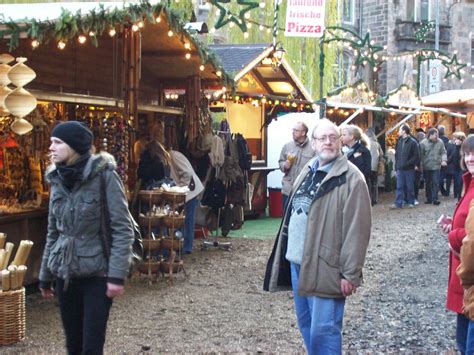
[
  {"x1": 170, "y1": 150, "x2": 204, "y2": 202},
  {"x1": 278, "y1": 137, "x2": 315, "y2": 196},
  {"x1": 264, "y1": 154, "x2": 372, "y2": 297}
]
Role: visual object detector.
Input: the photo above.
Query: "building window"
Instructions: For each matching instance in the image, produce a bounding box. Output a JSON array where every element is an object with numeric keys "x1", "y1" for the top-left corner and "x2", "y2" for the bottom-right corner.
[
  {"x1": 420, "y1": 0, "x2": 430, "y2": 21},
  {"x1": 342, "y1": 0, "x2": 354, "y2": 24},
  {"x1": 406, "y1": 0, "x2": 431, "y2": 21}
]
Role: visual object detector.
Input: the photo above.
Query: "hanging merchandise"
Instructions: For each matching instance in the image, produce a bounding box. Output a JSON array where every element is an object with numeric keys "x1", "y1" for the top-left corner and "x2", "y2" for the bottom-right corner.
[{"x1": 3, "y1": 57, "x2": 37, "y2": 136}]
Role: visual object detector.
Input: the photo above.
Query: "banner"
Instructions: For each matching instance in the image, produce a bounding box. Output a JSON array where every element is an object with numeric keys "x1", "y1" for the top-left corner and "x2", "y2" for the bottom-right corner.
[{"x1": 285, "y1": 0, "x2": 326, "y2": 38}]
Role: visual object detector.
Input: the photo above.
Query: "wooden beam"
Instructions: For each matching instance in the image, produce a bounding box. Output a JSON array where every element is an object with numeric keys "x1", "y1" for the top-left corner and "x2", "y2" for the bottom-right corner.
[
  {"x1": 252, "y1": 70, "x2": 275, "y2": 95},
  {"x1": 142, "y1": 50, "x2": 199, "y2": 57}
]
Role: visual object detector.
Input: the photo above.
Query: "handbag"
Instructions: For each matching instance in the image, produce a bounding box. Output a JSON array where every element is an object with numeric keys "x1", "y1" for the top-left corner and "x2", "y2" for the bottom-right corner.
[{"x1": 100, "y1": 172, "x2": 144, "y2": 276}]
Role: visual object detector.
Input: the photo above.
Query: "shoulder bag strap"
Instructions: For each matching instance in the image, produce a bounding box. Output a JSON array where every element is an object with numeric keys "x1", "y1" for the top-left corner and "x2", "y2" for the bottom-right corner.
[{"x1": 100, "y1": 172, "x2": 112, "y2": 260}]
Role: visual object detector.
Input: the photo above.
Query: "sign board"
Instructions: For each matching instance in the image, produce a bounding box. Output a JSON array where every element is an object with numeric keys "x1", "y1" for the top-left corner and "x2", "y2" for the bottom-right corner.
[
  {"x1": 428, "y1": 59, "x2": 441, "y2": 94},
  {"x1": 285, "y1": 0, "x2": 326, "y2": 38}
]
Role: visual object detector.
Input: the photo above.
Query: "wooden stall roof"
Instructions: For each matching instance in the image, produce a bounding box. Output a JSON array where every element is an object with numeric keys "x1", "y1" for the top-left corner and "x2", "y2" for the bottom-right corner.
[
  {"x1": 422, "y1": 89, "x2": 474, "y2": 111},
  {"x1": 209, "y1": 43, "x2": 313, "y2": 103},
  {"x1": 0, "y1": 2, "x2": 232, "y2": 99}
]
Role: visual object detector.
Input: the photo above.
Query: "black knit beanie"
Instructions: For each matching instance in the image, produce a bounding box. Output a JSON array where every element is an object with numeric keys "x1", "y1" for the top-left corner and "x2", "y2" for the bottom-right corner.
[{"x1": 51, "y1": 121, "x2": 93, "y2": 155}]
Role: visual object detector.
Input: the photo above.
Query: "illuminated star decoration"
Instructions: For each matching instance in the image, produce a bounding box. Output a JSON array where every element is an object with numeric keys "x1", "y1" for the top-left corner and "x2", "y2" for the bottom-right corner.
[
  {"x1": 443, "y1": 54, "x2": 467, "y2": 80},
  {"x1": 210, "y1": 0, "x2": 259, "y2": 33},
  {"x1": 353, "y1": 33, "x2": 383, "y2": 67}
]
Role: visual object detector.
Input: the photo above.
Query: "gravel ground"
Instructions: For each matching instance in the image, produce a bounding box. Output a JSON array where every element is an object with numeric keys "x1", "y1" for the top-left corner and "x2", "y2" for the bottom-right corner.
[{"x1": 2, "y1": 192, "x2": 460, "y2": 353}]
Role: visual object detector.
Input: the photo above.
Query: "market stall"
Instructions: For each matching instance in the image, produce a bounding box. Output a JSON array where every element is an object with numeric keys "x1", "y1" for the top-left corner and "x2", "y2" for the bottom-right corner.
[
  {"x1": 0, "y1": 1, "x2": 231, "y2": 284},
  {"x1": 208, "y1": 43, "x2": 314, "y2": 217}
]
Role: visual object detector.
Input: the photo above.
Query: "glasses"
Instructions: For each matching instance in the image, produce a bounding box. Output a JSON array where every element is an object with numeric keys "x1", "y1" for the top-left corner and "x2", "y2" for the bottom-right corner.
[{"x1": 313, "y1": 135, "x2": 339, "y2": 143}]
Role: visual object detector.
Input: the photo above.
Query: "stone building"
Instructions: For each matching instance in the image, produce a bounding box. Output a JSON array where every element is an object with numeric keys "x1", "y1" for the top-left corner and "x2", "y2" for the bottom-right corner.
[{"x1": 338, "y1": 0, "x2": 473, "y2": 96}]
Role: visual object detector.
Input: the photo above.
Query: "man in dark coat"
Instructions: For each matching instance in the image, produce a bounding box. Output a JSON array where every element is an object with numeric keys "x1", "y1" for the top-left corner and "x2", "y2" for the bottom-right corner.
[{"x1": 391, "y1": 124, "x2": 420, "y2": 209}]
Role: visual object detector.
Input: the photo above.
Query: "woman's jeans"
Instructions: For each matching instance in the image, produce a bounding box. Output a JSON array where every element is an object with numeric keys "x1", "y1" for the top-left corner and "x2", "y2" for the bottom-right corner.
[
  {"x1": 184, "y1": 197, "x2": 198, "y2": 253},
  {"x1": 56, "y1": 277, "x2": 113, "y2": 355},
  {"x1": 290, "y1": 263, "x2": 345, "y2": 355}
]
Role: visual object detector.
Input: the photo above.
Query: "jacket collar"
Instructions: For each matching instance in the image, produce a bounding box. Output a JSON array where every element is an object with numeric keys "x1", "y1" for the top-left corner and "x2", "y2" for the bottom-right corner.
[{"x1": 46, "y1": 151, "x2": 117, "y2": 184}]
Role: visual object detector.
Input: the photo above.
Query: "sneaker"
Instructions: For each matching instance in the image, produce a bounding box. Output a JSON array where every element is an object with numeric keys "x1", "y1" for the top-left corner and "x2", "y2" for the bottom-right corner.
[
  {"x1": 433, "y1": 200, "x2": 441, "y2": 205},
  {"x1": 407, "y1": 204, "x2": 415, "y2": 208},
  {"x1": 390, "y1": 204, "x2": 402, "y2": 209},
  {"x1": 414, "y1": 200, "x2": 419, "y2": 206}
]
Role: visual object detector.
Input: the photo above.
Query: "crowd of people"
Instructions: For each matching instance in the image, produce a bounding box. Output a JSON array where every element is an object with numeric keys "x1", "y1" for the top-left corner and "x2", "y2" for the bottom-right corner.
[
  {"x1": 37, "y1": 118, "x2": 474, "y2": 355},
  {"x1": 274, "y1": 120, "x2": 474, "y2": 354}
]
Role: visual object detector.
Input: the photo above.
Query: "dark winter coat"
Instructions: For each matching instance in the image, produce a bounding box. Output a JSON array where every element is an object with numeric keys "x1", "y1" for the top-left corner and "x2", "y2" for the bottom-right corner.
[
  {"x1": 446, "y1": 143, "x2": 462, "y2": 174},
  {"x1": 395, "y1": 135, "x2": 420, "y2": 171},
  {"x1": 346, "y1": 141, "x2": 372, "y2": 182},
  {"x1": 39, "y1": 152, "x2": 134, "y2": 286},
  {"x1": 137, "y1": 150, "x2": 166, "y2": 189}
]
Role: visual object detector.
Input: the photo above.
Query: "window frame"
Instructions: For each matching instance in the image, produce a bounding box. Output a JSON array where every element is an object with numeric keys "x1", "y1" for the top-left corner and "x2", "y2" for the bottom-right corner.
[{"x1": 341, "y1": 0, "x2": 355, "y2": 25}]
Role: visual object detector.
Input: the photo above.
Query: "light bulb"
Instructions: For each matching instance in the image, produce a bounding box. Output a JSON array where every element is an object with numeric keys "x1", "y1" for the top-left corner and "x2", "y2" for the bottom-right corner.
[
  {"x1": 199, "y1": 65, "x2": 205, "y2": 71},
  {"x1": 185, "y1": 53, "x2": 191, "y2": 60},
  {"x1": 184, "y1": 42, "x2": 191, "y2": 50},
  {"x1": 109, "y1": 28, "x2": 116, "y2": 37},
  {"x1": 78, "y1": 35, "x2": 87, "y2": 44},
  {"x1": 31, "y1": 39, "x2": 39, "y2": 48},
  {"x1": 168, "y1": 30, "x2": 173, "y2": 37},
  {"x1": 132, "y1": 24, "x2": 139, "y2": 32},
  {"x1": 58, "y1": 41, "x2": 66, "y2": 50}
]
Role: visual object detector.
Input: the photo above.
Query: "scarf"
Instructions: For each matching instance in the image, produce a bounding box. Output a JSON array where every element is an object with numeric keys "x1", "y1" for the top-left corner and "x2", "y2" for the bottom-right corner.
[{"x1": 56, "y1": 153, "x2": 91, "y2": 191}]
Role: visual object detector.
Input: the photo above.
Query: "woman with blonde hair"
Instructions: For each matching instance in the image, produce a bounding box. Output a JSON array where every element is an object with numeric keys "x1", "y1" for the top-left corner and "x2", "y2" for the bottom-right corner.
[
  {"x1": 39, "y1": 121, "x2": 134, "y2": 354},
  {"x1": 340, "y1": 124, "x2": 372, "y2": 185}
]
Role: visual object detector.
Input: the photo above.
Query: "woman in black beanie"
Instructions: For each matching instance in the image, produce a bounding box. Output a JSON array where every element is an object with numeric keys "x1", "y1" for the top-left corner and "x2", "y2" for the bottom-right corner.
[{"x1": 39, "y1": 121, "x2": 134, "y2": 355}]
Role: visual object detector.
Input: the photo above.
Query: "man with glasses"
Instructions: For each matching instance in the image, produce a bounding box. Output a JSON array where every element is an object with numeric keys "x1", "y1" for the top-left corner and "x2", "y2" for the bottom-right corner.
[
  {"x1": 264, "y1": 118, "x2": 371, "y2": 354},
  {"x1": 278, "y1": 121, "x2": 315, "y2": 212}
]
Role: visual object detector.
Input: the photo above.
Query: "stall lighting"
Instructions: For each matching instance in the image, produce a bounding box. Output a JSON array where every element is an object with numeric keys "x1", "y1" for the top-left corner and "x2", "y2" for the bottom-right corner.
[
  {"x1": 199, "y1": 64, "x2": 205, "y2": 71},
  {"x1": 88, "y1": 31, "x2": 96, "y2": 37},
  {"x1": 31, "y1": 39, "x2": 39, "y2": 48},
  {"x1": 78, "y1": 35, "x2": 87, "y2": 44},
  {"x1": 57, "y1": 41, "x2": 66, "y2": 50},
  {"x1": 259, "y1": 2, "x2": 265, "y2": 8},
  {"x1": 185, "y1": 53, "x2": 191, "y2": 59},
  {"x1": 184, "y1": 42, "x2": 191, "y2": 50},
  {"x1": 156, "y1": 16, "x2": 162, "y2": 23},
  {"x1": 216, "y1": 70, "x2": 222, "y2": 77},
  {"x1": 109, "y1": 28, "x2": 116, "y2": 37},
  {"x1": 132, "y1": 24, "x2": 139, "y2": 32},
  {"x1": 138, "y1": 21, "x2": 144, "y2": 28},
  {"x1": 168, "y1": 30, "x2": 173, "y2": 37},
  {"x1": 243, "y1": 32, "x2": 249, "y2": 39}
]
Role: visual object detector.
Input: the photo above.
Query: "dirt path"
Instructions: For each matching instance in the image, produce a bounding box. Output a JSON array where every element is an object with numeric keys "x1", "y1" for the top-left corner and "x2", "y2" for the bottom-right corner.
[{"x1": 2, "y1": 192, "x2": 459, "y2": 353}]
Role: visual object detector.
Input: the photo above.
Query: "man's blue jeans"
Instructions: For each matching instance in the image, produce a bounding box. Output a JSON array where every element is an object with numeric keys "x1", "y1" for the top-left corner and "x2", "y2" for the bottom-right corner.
[
  {"x1": 424, "y1": 169, "x2": 440, "y2": 203},
  {"x1": 290, "y1": 263, "x2": 345, "y2": 355},
  {"x1": 183, "y1": 197, "x2": 198, "y2": 253},
  {"x1": 395, "y1": 169, "x2": 415, "y2": 207}
]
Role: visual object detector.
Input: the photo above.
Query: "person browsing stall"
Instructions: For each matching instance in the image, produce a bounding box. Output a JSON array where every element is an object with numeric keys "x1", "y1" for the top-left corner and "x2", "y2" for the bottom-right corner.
[
  {"x1": 39, "y1": 121, "x2": 134, "y2": 354},
  {"x1": 278, "y1": 121, "x2": 315, "y2": 212},
  {"x1": 264, "y1": 118, "x2": 372, "y2": 354}
]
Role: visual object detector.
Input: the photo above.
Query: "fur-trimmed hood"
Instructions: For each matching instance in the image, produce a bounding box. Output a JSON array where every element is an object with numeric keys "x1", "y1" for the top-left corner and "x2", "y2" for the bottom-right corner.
[{"x1": 46, "y1": 151, "x2": 117, "y2": 183}]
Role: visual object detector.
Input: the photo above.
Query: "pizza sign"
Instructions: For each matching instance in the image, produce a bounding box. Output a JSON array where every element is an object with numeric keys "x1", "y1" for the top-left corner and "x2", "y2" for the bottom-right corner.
[{"x1": 285, "y1": 0, "x2": 326, "y2": 38}]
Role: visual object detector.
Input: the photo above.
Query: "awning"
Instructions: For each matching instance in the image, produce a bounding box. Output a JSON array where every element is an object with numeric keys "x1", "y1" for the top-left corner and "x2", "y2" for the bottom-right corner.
[{"x1": 421, "y1": 89, "x2": 474, "y2": 107}]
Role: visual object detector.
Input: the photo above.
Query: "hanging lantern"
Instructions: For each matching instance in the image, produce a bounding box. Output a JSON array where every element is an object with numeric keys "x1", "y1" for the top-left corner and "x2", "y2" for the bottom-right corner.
[
  {"x1": 10, "y1": 117, "x2": 33, "y2": 135},
  {"x1": 5, "y1": 87, "x2": 37, "y2": 118},
  {"x1": 0, "y1": 86, "x2": 12, "y2": 116},
  {"x1": 8, "y1": 57, "x2": 36, "y2": 87},
  {"x1": 0, "y1": 53, "x2": 14, "y2": 86}
]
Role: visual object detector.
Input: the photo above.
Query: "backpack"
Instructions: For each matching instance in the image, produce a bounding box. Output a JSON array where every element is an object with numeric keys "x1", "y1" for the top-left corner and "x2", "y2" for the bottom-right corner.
[
  {"x1": 235, "y1": 133, "x2": 252, "y2": 171},
  {"x1": 201, "y1": 177, "x2": 226, "y2": 209}
]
